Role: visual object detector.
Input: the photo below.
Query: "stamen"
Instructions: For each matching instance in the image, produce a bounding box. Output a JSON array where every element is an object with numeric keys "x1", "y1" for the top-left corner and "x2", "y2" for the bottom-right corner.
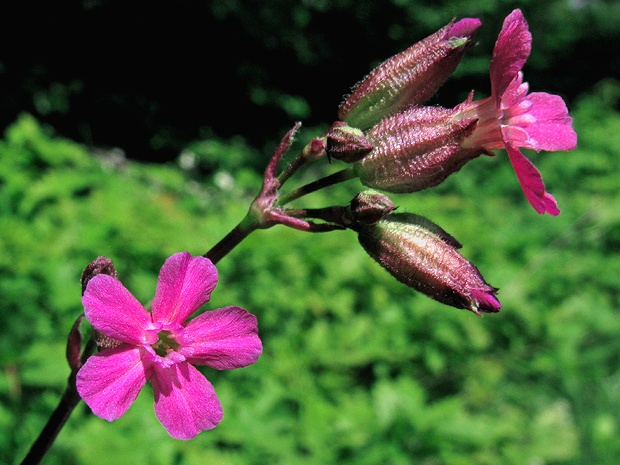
[{"x1": 152, "y1": 330, "x2": 180, "y2": 357}]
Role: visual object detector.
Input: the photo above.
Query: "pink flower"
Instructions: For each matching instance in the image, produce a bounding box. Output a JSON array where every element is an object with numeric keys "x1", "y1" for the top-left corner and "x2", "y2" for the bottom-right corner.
[
  {"x1": 457, "y1": 9, "x2": 577, "y2": 215},
  {"x1": 76, "y1": 252, "x2": 262, "y2": 440}
]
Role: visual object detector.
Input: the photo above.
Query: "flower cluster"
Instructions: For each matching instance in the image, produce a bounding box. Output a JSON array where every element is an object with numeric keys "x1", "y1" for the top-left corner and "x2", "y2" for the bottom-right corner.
[
  {"x1": 339, "y1": 9, "x2": 576, "y2": 215},
  {"x1": 320, "y1": 9, "x2": 576, "y2": 313},
  {"x1": 74, "y1": 9, "x2": 576, "y2": 442}
]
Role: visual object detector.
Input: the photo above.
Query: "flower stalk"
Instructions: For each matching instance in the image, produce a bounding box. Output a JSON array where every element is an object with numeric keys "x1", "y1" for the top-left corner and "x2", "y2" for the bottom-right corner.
[
  {"x1": 276, "y1": 167, "x2": 358, "y2": 206},
  {"x1": 204, "y1": 215, "x2": 262, "y2": 265},
  {"x1": 20, "y1": 384, "x2": 82, "y2": 465}
]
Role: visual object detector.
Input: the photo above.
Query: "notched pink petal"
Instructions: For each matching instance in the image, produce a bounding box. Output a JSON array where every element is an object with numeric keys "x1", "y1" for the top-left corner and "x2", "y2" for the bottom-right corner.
[
  {"x1": 152, "y1": 252, "x2": 218, "y2": 325},
  {"x1": 151, "y1": 362, "x2": 223, "y2": 440},
  {"x1": 541, "y1": 192, "x2": 561, "y2": 216},
  {"x1": 83, "y1": 274, "x2": 156, "y2": 344},
  {"x1": 181, "y1": 306, "x2": 262, "y2": 370},
  {"x1": 506, "y1": 144, "x2": 560, "y2": 215},
  {"x1": 76, "y1": 345, "x2": 150, "y2": 421},
  {"x1": 490, "y1": 9, "x2": 531, "y2": 102},
  {"x1": 526, "y1": 93, "x2": 577, "y2": 151}
]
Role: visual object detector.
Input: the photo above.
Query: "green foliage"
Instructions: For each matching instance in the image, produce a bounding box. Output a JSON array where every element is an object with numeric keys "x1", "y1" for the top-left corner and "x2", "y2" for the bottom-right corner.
[{"x1": 3, "y1": 80, "x2": 620, "y2": 465}]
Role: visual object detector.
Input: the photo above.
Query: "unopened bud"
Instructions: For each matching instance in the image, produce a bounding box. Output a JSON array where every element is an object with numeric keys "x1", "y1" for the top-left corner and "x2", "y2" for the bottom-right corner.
[
  {"x1": 339, "y1": 17, "x2": 481, "y2": 130},
  {"x1": 354, "y1": 213, "x2": 500, "y2": 315},
  {"x1": 347, "y1": 190, "x2": 395, "y2": 225},
  {"x1": 81, "y1": 256, "x2": 117, "y2": 296},
  {"x1": 354, "y1": 106, "x2": 479, "y2": 193},
  {"x1": 66, "y1": 315, "x2": 85, "y2": 372},
  {"x1": 324, "y1": 122, "x2": 373, "y2": 163},
  {"x1": 81, "y1": 256, "x2": 124, "y2": 350},
  {"x1": 302, "y1": 138, "x2": 327, "y2": 161}
]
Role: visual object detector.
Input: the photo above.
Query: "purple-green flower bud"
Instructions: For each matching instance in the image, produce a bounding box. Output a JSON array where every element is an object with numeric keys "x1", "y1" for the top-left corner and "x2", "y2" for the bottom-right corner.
[
  {"x1": 354, "y1": 213, "x2": 500, "y2": 315},
  {"x1": 354, "y1": 106, "x2": 480, "y2": 193},
  {"x1": 347, "y1": 190, "x2": 395, "y2": 226},
  {"x1": 324, "y1": 121, "x2": 373, "y2": 163},
  {"x1": 81, "y1": 256, "x2": 124, "y2": 350},
  {"x1": 302, "y1": 137, "x2": 327, "y2": 162},
  {"x1": 81, "y1": 256, "x2": 117, "y2": 295},
  {"x1": 339, "y1": 17, "x2": 481, "y2": 130}
]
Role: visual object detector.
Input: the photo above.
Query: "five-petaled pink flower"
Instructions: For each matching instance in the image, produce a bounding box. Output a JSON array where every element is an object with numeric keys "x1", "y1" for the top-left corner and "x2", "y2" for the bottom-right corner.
[
  {"x1": 456, "y1": 9, "x2": 577, "y2": 215},
  {"x1": 76, "y1": 252, "x2": 262, "y2": 440}
]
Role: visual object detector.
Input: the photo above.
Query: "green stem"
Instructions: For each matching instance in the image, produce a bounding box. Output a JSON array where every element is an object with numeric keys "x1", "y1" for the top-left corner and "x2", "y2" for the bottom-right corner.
[
  {"x1": 277, "y1": 167, "x2": 357, "y2": 206},
  {"x1": 204, "y1": 214, "x2": 261, "y2": 264}
]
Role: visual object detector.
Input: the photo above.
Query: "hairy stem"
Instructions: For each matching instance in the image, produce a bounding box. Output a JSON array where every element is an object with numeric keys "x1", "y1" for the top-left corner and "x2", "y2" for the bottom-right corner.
[
  {"x1": 277, "y1": 152, "x2": 307, "y2": 187},
  {"x1": 277, "y1": 139, "x2": 326, "y2": 187}
]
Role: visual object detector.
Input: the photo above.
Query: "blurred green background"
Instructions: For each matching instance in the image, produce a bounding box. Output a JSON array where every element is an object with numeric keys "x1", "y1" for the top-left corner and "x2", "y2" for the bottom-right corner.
[{"x1": 2, "y1": 0, "x2": 620, "y2": 464}]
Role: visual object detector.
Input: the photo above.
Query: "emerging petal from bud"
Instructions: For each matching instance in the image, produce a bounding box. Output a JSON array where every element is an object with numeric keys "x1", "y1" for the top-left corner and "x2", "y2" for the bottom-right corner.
[
  {"x1": 354, "y1": 106, "x2": 479, "y2": 192},
  {"x1": 354, "y1": 213, "x2": 500, "y2": 315},
  {"x1": 339, "y1": 17, "x2": 481, "y2": 130},
  {"x1": 324, "y1": 121, "x2": 373, "y2": 163}
]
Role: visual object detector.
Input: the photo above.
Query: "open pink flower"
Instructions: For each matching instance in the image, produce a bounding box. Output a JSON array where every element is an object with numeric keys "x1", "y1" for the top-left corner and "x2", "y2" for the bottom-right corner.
[
  {"x1": 76, "y1": 252, "x2": 262, "y2": 440},
  {"x1": 457, "y1": 9, "x2": 577, "y2": 215}
]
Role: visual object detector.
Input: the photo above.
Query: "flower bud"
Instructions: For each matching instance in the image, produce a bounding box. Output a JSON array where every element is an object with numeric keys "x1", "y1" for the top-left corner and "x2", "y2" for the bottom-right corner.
[
  {"x1": 81, "y1": 256, "x2": 117, "y2": 295},
  {"x1": 347, "y1": 190, "x2": 395, "y2": 225},
  {"x1": 354, "y1": 106, "x2": 480, "y2": 193},
  {"x1": 81, "y1": 256, "x2": 124, "y2": 350},
  {"x1": 354, "y1": 213, "x2": 500, "y2": 315},
  {"x1": 339, "y1": 18, "x2": 481, "y2": 130},
  {"x1": 324, "y1": 122, "x2": 374, "y2": 163},
  {"x1": 302, "y1": 137, "x2": 327, "y2": 162},
  {"x1": 66, "y1": 315, "x2": 85, "y2": 372}
]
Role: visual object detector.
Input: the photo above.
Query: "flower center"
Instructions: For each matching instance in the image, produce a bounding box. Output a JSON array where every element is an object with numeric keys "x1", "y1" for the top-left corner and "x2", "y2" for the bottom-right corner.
[
  {"x1": 151, "y1": 330, "x2": 180, "y2": 357},
  {"x1": 455, "y1": 97, "x2": 504, "y2": 150}
]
